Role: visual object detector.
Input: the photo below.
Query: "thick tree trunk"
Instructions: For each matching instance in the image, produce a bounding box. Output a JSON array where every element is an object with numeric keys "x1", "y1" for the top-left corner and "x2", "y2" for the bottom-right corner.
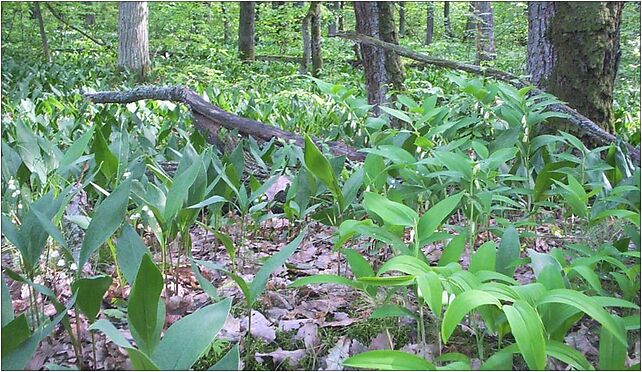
[
  {"x1": 527, "y1": 2, "x2": 623, "y2": 133},
  {"x1": 310, "y1": 2, "x2": 323, "y2": 77},
  {"x1": 221, "y1": 2, "x2": 230, "y2": 44},
  {"x1": 425, "y1": 2, "x2": 434, "y2": 45},
  {"x1": 398, "y1": 2, "x2": 406, "y2": 38},
  {"x1": 300, "y1": 12, "x2": 311, "y2": 74},
  {"x1": 473, "y1": 1, "x2": 496, "y2": 63},
  {"x1": 338, "y1": 1, "x2": 344, "y2": 31},
  {"x1": 443, "y1": 2, "x2": 453, "y2": 38},
  {"x1": 238, "y1": 1, "x2": 256, "y2": 61},
  {"x1": 118, "y1": 2, "x2": 150, "y2": 80},
  {"x1": 33, "y1": 2, "x2": 51, "y2": 63},
  {"x1": 84, "y1": 2, "x2": 96, "y2": 26},
  {"x1": 353, "y1": 2, "x2": 388, "y2": 114},
  {"x1": 377, "y1": 2, "x2": 405, "y2": 93},
  {"x1": 328, "y1": 1, "x2": 339, "y2": 36},
  {"x1": 463, "y1": 2, "x2": 475, "y2": 41}
]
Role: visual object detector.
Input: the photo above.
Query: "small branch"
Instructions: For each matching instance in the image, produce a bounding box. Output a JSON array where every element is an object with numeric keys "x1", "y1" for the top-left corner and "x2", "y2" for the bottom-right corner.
[
  {"x1": 84, "y1": 86, "x2": 365, "y2": 161},
  {"x1": 335, "y1": 31, "x2": 640, "y2": 164},
  {"x1": 44, "y1": 3, "x2": 108, "y2": 48}
]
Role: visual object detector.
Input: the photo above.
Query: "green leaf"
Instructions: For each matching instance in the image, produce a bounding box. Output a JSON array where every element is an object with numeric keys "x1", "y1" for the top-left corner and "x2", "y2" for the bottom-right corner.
[
  {"x1": 362, "y1": 145, "x2": 416, "y2": 164},
  {"x1": 186, "y1": 195, "x2": 226, "y2": 209},
  {"x1": 537, "y1": 289, "x2": 627, "y2": 346},
  {"x1": 58, "y1": 127, "x2": 95, "y2": 171},
  {"x1": 2, "y1": 276, "x2": 14, "y2": 327},
  {"x1": 89, "y1": 319, "x2": 133, "y2": 349},
  {"x1": 116, "y1": 224, "x2": 151, "y2": 285},
  {"x1": 249, "y1": 229, "x2": 305, "y2": 305},
  {"x1": 357, "y1": 275, "x2": 416, "y2": 286},
  {"x1": 480, "y1": 344, "x2": 518, "y2": 370},
  {"x1": 128, "y1": 348, "x2": 161, "y2": 370},
  {"x1": 468, "y1": 241, "x2": 496, "y2": 273},
  {"x1": 377, "y1": 255, "x2": 432, "y2": 276},
  {"x1": 380, "y1": 106, "x2": 413, "y2": 124},
  {"x1": 164, "y1": 161, "x2": 201, "y2": 223},
  {"x1": 343, "y1": 249, "x2": 374, "y2": 278},
  {"x1": 213, "y1": 231, "x2": 236, "y2": 263},
  {"x1": 71, "y1": 275, "x2": 113, "y2": 322},
  {"x1": 370, "y1": 304, "x2": 418, "y2": 320},
  {"x1": 153, "y1": 299, "x2": 231, "y2": 370},
  {"x1": 503, "y1": 300, "x2": 546, "y2": 370},
  {"x1": 128, "y1": 254, "x2": 163, "y2": 356},
  {"x1": 93, "y1": 127, "x2": 119, "y2": 179},
  {"x1": 1, "y1": 314, "x2": 31, "y2": 356},
  {"x1": 416, "y1": 271, "x2": 443, "y2": 318},
  {"x1": 79, "y1": 179, "x2": 131, "y2": 268},
  {"x1": 495, "y1": 225, "x2": 520, "y2": 277},
  {"x1": 442, "y1": 290, "x2": 501, "y2": 343},
  {"x1": 208, "y1": 344, "x2": 240, "y2": 371},
  {"x1": 599, "y1": 316, "x2": 626, "y2": 370},
  {"x1": 343, "y1": 350, "x2": 436, "y2": 370},
  {"x1": 439, "y1": 234, "x2": 467, "y2": 266},
  {"x1": 568, "y1": 265, "x2": 603, "y2": 294},
  {"x1": 363, "y1": 192, "x2": 418, "y2": 227},
  {"x1": 546, "y1": 340, "x2": 595, "y2": 371},
  {"x1": 533, "y1": 161, "x2": 574, "y2": 202},
  {"x1": 418, "y1": 192, "x2": 463, "y2": 244},
  {"x1": 304, "y1": 135, "x2": 344, "y2": 210}
]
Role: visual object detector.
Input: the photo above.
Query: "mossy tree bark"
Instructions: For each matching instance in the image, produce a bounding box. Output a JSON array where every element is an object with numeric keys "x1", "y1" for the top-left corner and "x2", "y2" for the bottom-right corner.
[
  {"x1": 527, "y1": 2, "x2": 623, "y2": 133},
  {"x1": 377, "y1": 1, "x2": 405, "y2": 93},
  {"x1": 473, "y1": 1, "x2": 496, "y2": 63},
  {"x1": 425, "y1": 2, "x2": 434, "y2": 45},
  {"x1": 118, "y1": 1, "x2": 150, "y2": 81},
  {"x1": 310, "y1": 2, "x2": 323, "y2": 77},
  {"x1": 238, "y1": 1, "x2": 256, "y2": 61},
  {"x1": 464, "y1": 2, "x2": 475, "y2": 41},
  {"x1": 398, "y1": 2, "x2": 406, "y2": 38},
  {"x1": 300, "y1": 11, "x2": 311, "y2": 74},
  {"x1": 34, "y1": 2, "x2": 51, "y2": 63},
  {"x1": 443, "y1": 2, "x2": 453, "y2": 38}
]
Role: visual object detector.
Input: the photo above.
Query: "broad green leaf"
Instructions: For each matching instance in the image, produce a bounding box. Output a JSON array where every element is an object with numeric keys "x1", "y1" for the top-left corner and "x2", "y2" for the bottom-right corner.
[
  {"x1": 58, "y1": 127, "x2": 95, "y2": 170},
  {"x1": 537, "y1": 289, "x2": 627, "y2": 346},
  {"x1": 380, "y1": 106, "x2": 413, "y2": 124},
  {"x1": 2, "y1": 276, "x2": 14, "y2": 327},
  {"x1": 357, "y1": 275, "x2": 416, "y2": 286},
  {"x1": 290, "y1": 274, "x2": 360, "y2": 289},
  {"x1": 495, "y1": 225, "x2": 520, "y2": 277},
  {"x1": 164, "y1": 161, "x2": 201, "y2": 222},
  {"x1": 71, "y1": 275, "x2": 113, "y2": 322},
  {"x1": 128, "y1": 348, "x2": 161, "y2": 370},
  {"x1": 377, "y1": 255, "x2": 432, "y2": 276},
  {"x1": 480, "y1": 344, "x2": 518, "y2": 370},
  {"x1": 208, "y1": 344, "x2": 240, "y2": 371},
  {"x1": 153, "y1": 299, "x2": 231, "y2": 370},
  {"x1": 89, "y1": 319, "x2": 133, "y2": 348},
  {"x1": 599, "y1": 316, "x2": 626, "y2": 370},
  {"x1": 213, "y1": 231, "x2": 236, "y2": 263},
  {"x1": 342, "y1": 249, "x2": 374, "y2": 278},
  {"x1": 546, "y1": 340, "x2": 594, "y2": 370},
  {"x1": 418, "y1": 192, "x2": 463, "y2": 244},
  {"x1": 93, "y1": 127, "x2": 119, "y2": 179},
  {"x1": 128, "y1": 254, "x2": 163, "y2": 356},
  {"x1": 79, "y1": 179, "x2": 131, "y2": 268},
  {"x1": 503, "y1": 300, "x2": 546, "y2": 370},
  {"x1": 1, "y1": 314, "x2": 31, "y2": 357},
  {"x1": 370, "y1": 304, "x2": 418, "y2": 320},
  {"x1": 116, "y1": 224, "x2": 150, "y2": 285},
  {"x1": 186, "y1": 195, "x2": 226, "y2": 209},
  {"x1": 439, "y1": 234, "x2": 467, "y2": 266},
  {"x1": 468, "y1": 242, "x2": 496, "y2": 273},
  {"x1": 249, "y1": 229, "x2": 305, "y2": 305},
  {"x1": 362, "y1": 145, "x2": 416, "y2": 164},
  {"x1": 442, "y1": 290, "x2": 501, "y2": 343},
  {"x1": 363, "y1": 192, "x2": 418, "y2": 227},
  {"x1": 304, "y1": 135, "x2": 344, "y2": 210},
  {"x1": 568, "y1": 265, "x2": 603, "y2": 294},
  {"x1": 416, "y1": 271, "x2": 443, "y2": 317},
  {"x1": 533, "y1": 161, "x2": 574, "y2": 202},
  {"x1": 343, "y1": 350, "x2": 436, "y2": 370}
]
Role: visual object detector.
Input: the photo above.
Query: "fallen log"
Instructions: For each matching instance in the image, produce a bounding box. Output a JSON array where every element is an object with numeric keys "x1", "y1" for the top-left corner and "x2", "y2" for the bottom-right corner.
[
  {"x1": 84, "y1": 86, "x2": 365, "y2": 161},
  {"x1": 336, "y1": 31, "x2": 641, "y2": 165}
]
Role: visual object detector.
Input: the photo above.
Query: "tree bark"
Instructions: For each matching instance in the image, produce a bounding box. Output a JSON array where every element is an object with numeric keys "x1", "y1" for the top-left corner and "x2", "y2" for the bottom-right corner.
[
  {"x1": 443, "y1": 2, "x2": 453, "y2": 38},
  {"x1": 398, "y1": 2, "x2": 406, "y2": 38},
  {"x1": 33, "y1": 2, "x2": 51, "y2": 63},
  {"x1": 118, "y1": 1, "x2": 150, "y2": 80},
  {"x1": 300, "y1": 11, "x2": 311, "y2": 74},
  {"x1": 353, "y1": 2, "x2": 388, "y2": 114},
  {"x1": 238, "y1": 1, "x2": 256, "y2": 61},
  {"x1": 527, "y1": 2, "x2": 623, "y2": 133},
  {"x1": 335, "y1": 31, "x2": 641, "y2": 163},
  {"x1": 425, "y1": 2, "x2": 434, "y2": 45},
  {"x1": 377, "y1": 1, "x2": 405, "y2": 93},
  {"x1": 473, "y1": 1, "x2": 496, "y2": 63},
  {"x1": 84, "y1": 86, "x2": 365, "y2": 161},
  {"x1": 463, "y1": 2, "x2": 475, "y2": 41},
  {"x1": 328, "y1": 1, "x2": 339, "y2": 36},
  {"x1": 310, "y1": 2, "x2": 323, "y2": 77},
  {"x1": 221, "y1": 2, "x2": 230, "y2": 44},
  {"x1": 338, "y1": 1, "x2": 344, "y2": 31}
]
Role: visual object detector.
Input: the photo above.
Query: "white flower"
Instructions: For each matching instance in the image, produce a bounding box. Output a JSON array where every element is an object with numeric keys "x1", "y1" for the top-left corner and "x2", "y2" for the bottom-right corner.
[
  {"x1": 56, "y1": 259, "x2": 66, "y2": 267},
  {"x1": 50, "y1": 250, "x2": 60, "y2": 259},
  {"x1": 442, "y1": 290, "x2": 449, "y2": 304},
  {"x1": 137, "y1": 223, "x2": 144, "y2": 229},
  {"x1": 130, "y1": 213, "x2": 141, "y2": 220},
  {"x1": 7, "y1": 179, "x2": 16, "y2": 191},
  {"x1": 70, "y1": 263, "x2": 77, "y2": 270},
  {"x1": 17, "y1": 203, "x2": 22, "y2": 209},
  {"x1": 122, "y1": 171, "x2": 132, "y2": 178},
  {"x1": 141, "y1": 205, "x2": 150, "y2": 212},
  {"x1": 11, "y1": 190, "x2": 20, "y2": 198},
  {"x1": 146, "y1": 210, "x2": 154, "y2": 218}
]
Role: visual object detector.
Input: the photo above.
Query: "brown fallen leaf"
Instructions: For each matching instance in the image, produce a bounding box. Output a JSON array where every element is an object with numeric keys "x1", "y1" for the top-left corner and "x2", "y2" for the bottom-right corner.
[
  {"x1": 322, "y1": 336, "x2": 351, "y2": 370},
  {"x1": 255, "y1": 348, "x2": 307, "y2": 367},
  {"x1": 241, "y1": 310, "x2": 276, "y2": 343},
  {"x1": 295, "y1": 321, "x2": 319, "y2": 349}
]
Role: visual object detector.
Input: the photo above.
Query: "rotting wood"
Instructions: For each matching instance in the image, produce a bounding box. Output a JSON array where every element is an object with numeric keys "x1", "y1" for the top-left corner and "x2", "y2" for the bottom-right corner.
[
  {"x1": 336, "y1": 31, "x2": 641, "y2": 164},
  {"x1": 84, "y1": 86, "x2": 365, "y2": 161}
]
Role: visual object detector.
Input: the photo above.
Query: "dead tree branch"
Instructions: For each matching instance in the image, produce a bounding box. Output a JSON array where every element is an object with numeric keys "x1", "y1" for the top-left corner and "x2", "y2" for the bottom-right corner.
[
  {"x1": 84, "y1": 86, "x2": 365, "y2": 161},
  {"x1": 44, "y1": 3, "x2": 108, "y2": 48}
]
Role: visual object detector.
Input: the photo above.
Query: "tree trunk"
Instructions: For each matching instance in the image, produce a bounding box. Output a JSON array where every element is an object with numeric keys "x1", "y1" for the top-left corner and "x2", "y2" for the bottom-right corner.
[
  {"x1": 272, "y1": 1, "x2": 284, "y2": 8},
  {"x1": 84, "y1": 2, "x2": 96, "y2": 26},
  {"x1": 425, "y1": 2, "x2": 434, "y2": 45},
  {"x1": 527, "y1": 2, "x2": 623, "y2": 133},
  {"x1": 33, "y1": 2, "x2": 51, "y2": 63},
  {"x1": 463, "y1": 2, "x2": 475, "y2": 41},
  {"x1": 353, "y1": 1, "x2": 388, "y2": 114},
  {"x1": 328, "y1": 1, "x2": 339, "y2": 36},
  {"x1": 118, "y1": 1, "x2": 150, "y2": 80},
  {"x1": 473, "y1": 1, "x2": 496, "y2": 63},
  {"x1": 443, "y1": 2, "x2": 453, "y2": 38},
  {"x1": 310, "y1": 2, "x2": 323, "y2": 77},
  {"x1": 338, "y1": 1, "x2": 344, "y2": 31},
  {"x1": 221, "y1": 3, "x2": 230, "y2": 44},
  {"x1": 300, "y1": 11, "x2": 311, "y2": 74},
  {"x1": 398, "y1": 2, "x2": 406, "y2": 38},
  {"x1": 377, "y1": 2, "x2": 405, "y2": 93},
  {"x1": 238, "y1": 1, "x2": 256, "y2": 61}
]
